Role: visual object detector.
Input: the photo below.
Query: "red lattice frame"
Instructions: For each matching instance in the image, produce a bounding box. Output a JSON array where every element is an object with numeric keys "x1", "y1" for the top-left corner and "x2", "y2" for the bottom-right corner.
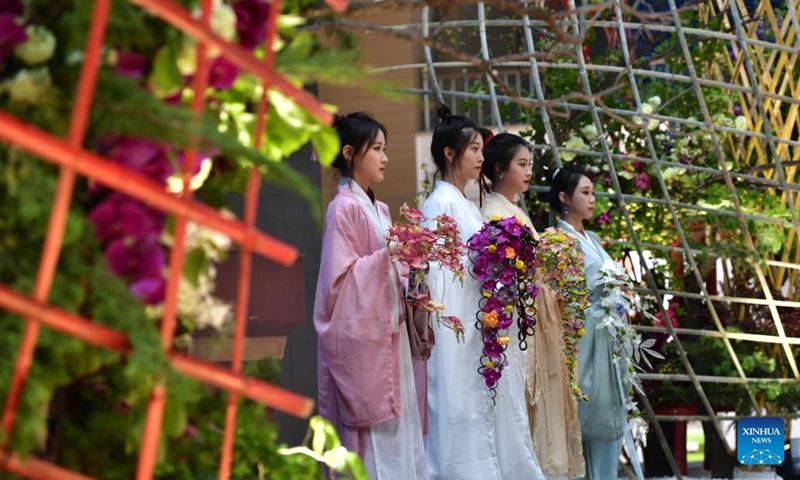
[{"x1": 0, "y1": 0, "x2": 345, "y2": 478}]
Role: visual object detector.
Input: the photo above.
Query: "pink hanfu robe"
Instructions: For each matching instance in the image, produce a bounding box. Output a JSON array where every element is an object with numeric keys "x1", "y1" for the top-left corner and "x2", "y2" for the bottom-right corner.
[{"x1": 314, "y1": 181, "x2": 428, "y2": 480}]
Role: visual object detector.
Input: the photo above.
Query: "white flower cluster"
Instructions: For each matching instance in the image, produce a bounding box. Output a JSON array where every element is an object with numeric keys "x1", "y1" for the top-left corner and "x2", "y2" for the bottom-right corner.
[
  {"x1": 0, "y1": 24, "x2": 57, "y2": 105},
  {"x1": 158, "y1": 217, "x2": 234, "y2": 334},
  {"x1": 595, "y1": 260, "x2": 664, "y2": 418},
  {"x1": 179, "y1": 0, "x2": 238, "y2": 75}
]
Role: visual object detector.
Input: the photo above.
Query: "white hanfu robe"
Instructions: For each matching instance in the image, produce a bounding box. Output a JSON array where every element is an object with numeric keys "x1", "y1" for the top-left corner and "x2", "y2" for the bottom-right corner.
[
  {"x1": 423, "y1": 181, "x2": 544, "y2": 480},
  {"x1": 481, "y1": 193, "x2": 583, "y2": 480},
  {"x1": 315, "y1": 178, "x2": 428, "y2": 480}
]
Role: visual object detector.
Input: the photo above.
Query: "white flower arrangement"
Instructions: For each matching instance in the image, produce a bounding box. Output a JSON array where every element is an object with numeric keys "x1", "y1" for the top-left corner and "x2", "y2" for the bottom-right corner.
[
  {"x1": 15, "y1": 25, "x2": 56, "y2": 65},
  {"x1": 594, "y1": 260, "x2": 664, "y2": 418}
]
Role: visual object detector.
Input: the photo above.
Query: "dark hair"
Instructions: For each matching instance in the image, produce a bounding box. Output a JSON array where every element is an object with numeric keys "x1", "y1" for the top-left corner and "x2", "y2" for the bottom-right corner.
[
  {"x1": 481, "y1": 133, "x2": 530, "y2": 184},
  {"x1": 331, "y1": 112, "x2": 387, "y2": 178},
  {"x1": 549, "y1": 164, "x2": 589, "y2": 215},
  {"x1": 430, "y1": 105, "x2": 478, "y2": 177}
]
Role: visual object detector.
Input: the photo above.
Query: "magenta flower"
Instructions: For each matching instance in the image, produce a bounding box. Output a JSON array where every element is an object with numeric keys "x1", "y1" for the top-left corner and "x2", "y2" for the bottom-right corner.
[
  {"x1": 99, "y1": 135, "x2": 175, "y2": 185},
  {"x1": 129, "y1": 275, "x2": 166, "y2": 305},
  {"x1": 105, "y1": 234, "x2": 165, "y2": 284},
  {"x1": 596, "y1": 210, "x2": 611, "y2": 225},
  {"x1": 89, "y1": 194, "x2": 164, "y2": 243},
  {"x1": 482, "y1": 368, "x2": 501, "y2": 388},
  {"x1": 233, "y1": 0, "x2": 270, "y2": 50},
  {"x1": 0, "y1": 14, "x2": 27, "y2": 63},
  {"x1": 208, "y1": 56, "x2": 239, "y2": 90},
  {"x1": 634, "y1": 172, "x2": 651, "y2": 191},
  {"x1": 115, "y1": 52, "x2": 148, "y2": 79}
]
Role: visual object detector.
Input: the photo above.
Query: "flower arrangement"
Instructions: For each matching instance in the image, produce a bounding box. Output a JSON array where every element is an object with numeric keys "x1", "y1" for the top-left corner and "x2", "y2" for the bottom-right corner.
[
  {"x1": 595, "y1": 260, "x2": 664, "y2": 416},
  {"x1": 467, "y1": 215, "x2": 539, "y2": 400},
  {"x1": 534, "y1": 227, "x2": 590, "y2": 402},
  {"x1": 386, "y1": 203, "x2": 467, "y2": 342}
]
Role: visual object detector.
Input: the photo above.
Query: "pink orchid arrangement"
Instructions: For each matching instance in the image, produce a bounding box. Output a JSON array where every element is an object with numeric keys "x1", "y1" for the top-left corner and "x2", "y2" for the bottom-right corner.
[
  {"x1": 386, "y1": 204, "x2": 467, "y2": 342},
  {"x1": 534, "y1": 228, "x2": 590, "y2": 402},
  {"x1": 467, "y1": 215, "x2": 539, "y2": 401}
]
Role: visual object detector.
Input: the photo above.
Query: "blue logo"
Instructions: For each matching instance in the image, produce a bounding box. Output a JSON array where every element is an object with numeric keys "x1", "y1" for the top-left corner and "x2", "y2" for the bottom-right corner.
[{"x1": 737, "y1": 417, "x2": 784, "y2": 465}]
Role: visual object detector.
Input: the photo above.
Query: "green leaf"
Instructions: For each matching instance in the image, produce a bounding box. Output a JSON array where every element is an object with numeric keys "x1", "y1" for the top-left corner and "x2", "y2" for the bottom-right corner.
[
  {"x1": 310, "y1": 126, "x2": 340, "y2": 167},
  {"x1": 183, "y1": 249, "x2": 210, "y2": 287},
  {"x1": 148, "y1": 45, "x2": 183, "y2": 98}
]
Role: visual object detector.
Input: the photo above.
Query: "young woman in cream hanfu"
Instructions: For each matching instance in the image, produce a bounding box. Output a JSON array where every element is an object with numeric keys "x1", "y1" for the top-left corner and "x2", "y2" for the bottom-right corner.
[
  {"x1": 422, "y1": 109, "x2": 544, "y2": 480},
  {"x1": 550, "y1": 164, "x2": 634, "y2": 480},
  {"x1": 479, "y1": 133, "x2": 584, "y2": 480},
  {"x1": 314, "y1": 112, "x2": 431, "y2": 480}
]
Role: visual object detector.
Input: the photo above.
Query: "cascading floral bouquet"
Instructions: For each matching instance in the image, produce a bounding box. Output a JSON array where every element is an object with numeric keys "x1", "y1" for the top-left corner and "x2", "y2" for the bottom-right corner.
[
  {"x1": 595, "y1": 260, "x2": 663, "y2": 416},
  {"x1": 386, "y1": 203, "x2": 467, "y2": 342},
  {"x1": 534, "y1": 227, "x2": 590, "y2": 402},
  {"x1": 468, "y1": 215, "x2": 539, "y2": 400}
]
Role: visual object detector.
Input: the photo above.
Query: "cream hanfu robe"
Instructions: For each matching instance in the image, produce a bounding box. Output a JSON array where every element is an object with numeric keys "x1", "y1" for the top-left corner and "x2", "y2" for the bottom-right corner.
[
  {"x1": 314, "y1": 179, "x2": 428, "y2": 480},
  {"x1": 481, "y1": 193, "x2": 584, "y2": 480},
  {"x1": 423, "y1": 182, "x2": 544, "y2": 480}
]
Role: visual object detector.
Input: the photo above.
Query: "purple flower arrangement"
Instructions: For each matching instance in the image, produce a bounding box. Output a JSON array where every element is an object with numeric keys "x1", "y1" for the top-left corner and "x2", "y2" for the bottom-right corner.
[{"x1": 468, "y1": 215, "x2": 539, "y2": 402}]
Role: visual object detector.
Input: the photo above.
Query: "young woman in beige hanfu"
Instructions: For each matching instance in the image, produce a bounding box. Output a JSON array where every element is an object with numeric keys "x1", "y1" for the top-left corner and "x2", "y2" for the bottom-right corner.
[{"x1": 479, "y1": 133, "x2": 584, "y2": 480}]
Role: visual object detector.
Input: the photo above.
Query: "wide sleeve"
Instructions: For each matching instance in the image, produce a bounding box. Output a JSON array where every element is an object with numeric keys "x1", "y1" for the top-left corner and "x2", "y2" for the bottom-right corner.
[{"x1": 314, "y1": 203, "x2": 400, "y2": 427}]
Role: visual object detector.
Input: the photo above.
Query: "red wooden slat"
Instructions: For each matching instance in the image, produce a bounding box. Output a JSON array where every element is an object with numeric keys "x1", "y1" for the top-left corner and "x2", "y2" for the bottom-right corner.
[
  {"x1": 0, "y1": 285, "x2": 315, "y2": 418},
  {"x1": 0, "y1": 0, "x2": 112, "y2": 450},
  {"x1": 0, "y1": 111, "x2": 298, "y2": 267}
]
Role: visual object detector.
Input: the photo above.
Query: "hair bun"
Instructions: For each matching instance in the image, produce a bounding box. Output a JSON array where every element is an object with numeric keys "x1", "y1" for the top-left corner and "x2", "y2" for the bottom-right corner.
[
  {"x1": 436, "y1": 104, "x2": 452, "y2": 121},
  {"x1": 332, "y1": 114, "x2": 346, "y2": 127}
]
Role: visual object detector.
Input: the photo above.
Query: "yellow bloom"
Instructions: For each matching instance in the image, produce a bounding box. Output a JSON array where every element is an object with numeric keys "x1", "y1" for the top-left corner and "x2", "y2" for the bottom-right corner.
[
  {"x1": 487, "y1": 244, "x2": 497, "y2": 253},
  {"x1": 505, "y1": 246, "x2": 516, "y2": 259},
  {"x1": 504, "y1": 305, "x2": 513, "y2": 313},
  {"x1": 491, "y1": 215, "x2": 502, "y2": 221},
  {"x1": 577, "y1": 328, "x2": 586, "y2": 337},
  {"x1": 558, "y1": 264, "x2": 567, "y2": 270},
  {"x1": 482, "y1": 311, "x2": 499, "y2": 328},
  {"x1": 486, "y1": 361, "x2": 495, "y2": 368},
  {"x1": 515, "y1": 259, "x2": 525, "y2": 270},
  {"x1": 497, "y1": 336, "x2": 511, "y2": 345},
  {"x1": 557, "y1": 234, "x2": 566, "y2": 242},
  {"x1": 482, "y1": 291, "x2": 492, "y2": 298}
]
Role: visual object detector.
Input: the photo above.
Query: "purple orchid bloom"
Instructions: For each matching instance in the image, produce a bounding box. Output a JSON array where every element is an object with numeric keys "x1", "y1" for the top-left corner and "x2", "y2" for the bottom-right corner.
[
  {"x1": 483, "y1": 338, "x2": 505, "y2": 358},
  {"x1": 104, "y1": 234, "x2": 166, "y2": 283},
  {"x1": 129, "y1": 275, "x2": 166, "y2": 305},
  {"x1": 0, "y1": 14, "x2": 27, "y2": 64},
  {"x1": 498, "y1": 267, "x2": 516, "y2": 286},
  {"x1": 233, "y1": 0, "x2": 270, "y2": 50},
  {"x1": 482, "y1": 368, "x2": 501, "y2": 388},
  {"x1": 114, "y1": 52, "x2": 148, "y2": 79},
  {"x1": 99, "y1": 135, "x2": 175, "y2": 185},
  {"x1": 497, "y1": 313, "x2": 513, "y2": 330},
  {"x1": 89, "y1": 194, "x2": 164, "y2": 243},
  {"x1": 208, "y1": 56, "x2": 239, "y2": 90}
]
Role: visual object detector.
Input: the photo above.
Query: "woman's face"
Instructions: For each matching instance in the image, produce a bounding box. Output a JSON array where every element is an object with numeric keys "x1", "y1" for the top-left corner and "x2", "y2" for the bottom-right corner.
[
  {"x1": 564, "y1": 175, "x2": 595, "y2": 221},
  {"x1": 497, "y1": 146, "x2": 532, "y2": 195},
  {"x1": 351, "y1": 129, "x2": 388, "y2": 189},
  {"x1": 456, "y1": 131, "x2": 484, "y2": 181}
]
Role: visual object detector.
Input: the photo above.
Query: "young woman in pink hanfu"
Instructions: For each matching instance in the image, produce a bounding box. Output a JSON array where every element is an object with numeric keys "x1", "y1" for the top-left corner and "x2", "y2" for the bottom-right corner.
[{"x1": 314, "y1": 112, "x2": 431, "y2": 480}]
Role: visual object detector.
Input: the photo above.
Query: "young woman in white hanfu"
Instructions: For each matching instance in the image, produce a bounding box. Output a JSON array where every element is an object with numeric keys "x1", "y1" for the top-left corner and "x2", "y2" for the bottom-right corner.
[
  {"x1": 314, "y1": 112, "x2": 430, "y2": 480},
  {"x1": 550, "y1": 164, "x2": 628, "y2": 480},
  {"x1": 422, "y1": 109, "x2": 544, "y2": 480},
  {"x1": 479, "y1": 132, "x2": 584, "y2": 480}
]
